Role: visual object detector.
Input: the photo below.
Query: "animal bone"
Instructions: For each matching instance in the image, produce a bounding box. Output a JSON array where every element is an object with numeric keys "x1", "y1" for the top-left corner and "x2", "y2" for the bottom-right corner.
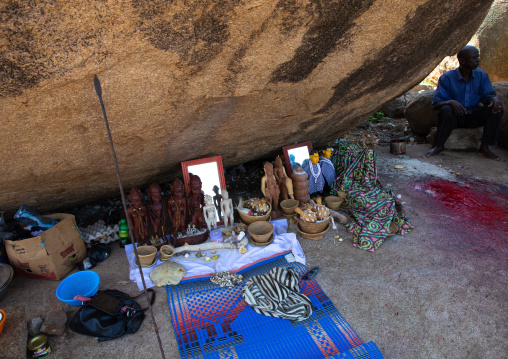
[{"x1": 173, "y1": 235, "x2": 249, "y2": 254}]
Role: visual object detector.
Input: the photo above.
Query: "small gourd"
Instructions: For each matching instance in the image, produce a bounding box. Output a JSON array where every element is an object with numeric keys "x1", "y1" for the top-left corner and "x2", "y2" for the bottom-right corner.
[
  {"x1": 315, "y1": 205, "x2": 330, "y2": 220},
  {"x1": 295, "y1": 207, "x2": 317, "y2": 223}
]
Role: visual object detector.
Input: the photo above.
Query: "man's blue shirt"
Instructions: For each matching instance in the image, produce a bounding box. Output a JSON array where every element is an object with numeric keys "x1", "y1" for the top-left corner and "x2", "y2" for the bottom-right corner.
[{"x1": 432, "y1": 68, "x2": 496, "y2": 114}]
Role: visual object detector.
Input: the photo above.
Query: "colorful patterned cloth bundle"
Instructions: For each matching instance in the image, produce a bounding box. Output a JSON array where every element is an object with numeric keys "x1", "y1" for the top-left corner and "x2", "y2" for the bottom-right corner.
[{"x1": 331, "y1": 142, "x2": 413, "y2": 251}]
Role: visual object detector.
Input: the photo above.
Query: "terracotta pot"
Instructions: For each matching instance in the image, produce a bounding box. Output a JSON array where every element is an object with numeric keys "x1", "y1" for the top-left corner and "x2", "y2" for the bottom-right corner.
[
  {"x1": 291, "y1": 172, "x2": 308, "y2": 181},
  {"x1": 295, "y1": 194, "x2": 310, "y2": 205},
  {"x1": 294, "y1": 188, "x2": 309, "y2": 197},
  {"x1": 292, "y1": 180, "x2": 309, "y2": 189}
]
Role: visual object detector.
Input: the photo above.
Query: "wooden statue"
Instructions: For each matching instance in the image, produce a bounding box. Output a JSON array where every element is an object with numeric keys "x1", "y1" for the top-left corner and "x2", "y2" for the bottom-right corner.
[
  {"x1": 212, "y1": 185, "x2": 223, "y2": 221},
  {"x1": 127, "y1": 186, "x2": 149, "y2": 246},
  {"x1": 167, "y1": 178, "x2": 187, "y2": 237},
  {"x1": 203, "y1": 194, "x2": 217, "y2": 232},
  {"x1": 261, "y1": 162, "x2": 282, "y2": 219},
  {"x1": 148, "y1": 183, "x2": 168, "y2": 241},
  {"x1": 220, "y1": 189, "x2": 234, "y2": 229},
  {"x1": 274, "y1": 156, "x2": 294, "y2": 201},
  {"x1": 187, "y1": 174, "x2": 205, "y2": 230}
]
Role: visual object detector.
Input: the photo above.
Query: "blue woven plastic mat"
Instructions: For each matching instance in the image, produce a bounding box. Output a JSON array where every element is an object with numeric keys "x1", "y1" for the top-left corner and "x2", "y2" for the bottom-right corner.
[{"x1": 166, "y1": 253, "x2": 384, "y2": 359}]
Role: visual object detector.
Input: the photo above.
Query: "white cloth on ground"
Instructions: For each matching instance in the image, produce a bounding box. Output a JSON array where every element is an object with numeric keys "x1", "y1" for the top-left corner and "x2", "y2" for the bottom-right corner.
[{"x1": 126, "y1": 219, "x2": 305, "y2": 290}]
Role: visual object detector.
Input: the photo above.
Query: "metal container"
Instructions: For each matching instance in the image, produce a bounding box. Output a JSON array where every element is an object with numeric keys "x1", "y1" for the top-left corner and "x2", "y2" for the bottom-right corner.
[
  {"x1": 390, "y1": 139, "x2": 406, "y2": 155},
  {"x1": 27, "y1": 335, "x2": 51, "y2": 358}
]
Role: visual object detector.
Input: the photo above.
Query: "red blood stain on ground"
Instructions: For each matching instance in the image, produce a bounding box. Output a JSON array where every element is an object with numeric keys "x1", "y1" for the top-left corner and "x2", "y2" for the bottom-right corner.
[
  {"x1": 415, "y1": 179, "x2": 508, "y2": 230},
  {"x1": 413, "y1": 179, "x2": 508, "y2": 254}
]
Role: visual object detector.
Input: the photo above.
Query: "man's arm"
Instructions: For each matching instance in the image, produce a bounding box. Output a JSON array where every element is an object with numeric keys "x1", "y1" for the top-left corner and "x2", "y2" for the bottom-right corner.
[{"x1": 432, "y1": 100, "x2": 467, "y2": 115}]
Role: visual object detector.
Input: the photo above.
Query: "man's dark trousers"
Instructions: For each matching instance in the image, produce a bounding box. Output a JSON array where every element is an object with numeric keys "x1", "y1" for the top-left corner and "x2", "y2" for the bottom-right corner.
[{"x1": 434, "y1": 105, "x2": 503, "y2": 147}]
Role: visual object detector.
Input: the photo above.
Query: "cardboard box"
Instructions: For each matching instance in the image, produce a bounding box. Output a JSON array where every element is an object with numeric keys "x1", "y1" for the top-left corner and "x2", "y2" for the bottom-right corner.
[{"x1": 5, "y1": 213, "x2": 87, "y2": 280}]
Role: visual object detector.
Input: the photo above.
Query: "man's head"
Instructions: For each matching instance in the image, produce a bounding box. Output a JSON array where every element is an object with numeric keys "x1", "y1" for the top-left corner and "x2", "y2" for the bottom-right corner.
[{"x1": 457, "y1": 45, "x2": 480, "y2": 71}]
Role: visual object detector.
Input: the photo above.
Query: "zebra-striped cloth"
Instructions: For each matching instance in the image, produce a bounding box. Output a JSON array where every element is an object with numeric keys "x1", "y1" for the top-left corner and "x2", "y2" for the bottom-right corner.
[{"x1": 242, "y1": 267, "x2": 313, "y2": 321}]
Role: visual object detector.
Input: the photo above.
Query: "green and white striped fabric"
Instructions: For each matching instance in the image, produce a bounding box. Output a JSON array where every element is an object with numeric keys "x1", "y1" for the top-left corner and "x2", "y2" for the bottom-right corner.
[{"x1": 242, "y1": 267, "x2": 313, "y2": 321}]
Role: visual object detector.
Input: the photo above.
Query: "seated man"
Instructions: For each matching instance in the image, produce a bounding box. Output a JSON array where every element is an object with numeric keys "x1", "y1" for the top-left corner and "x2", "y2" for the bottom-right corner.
[{"x1": 426, "y1": 45, "x2": 503, "y2": 160}]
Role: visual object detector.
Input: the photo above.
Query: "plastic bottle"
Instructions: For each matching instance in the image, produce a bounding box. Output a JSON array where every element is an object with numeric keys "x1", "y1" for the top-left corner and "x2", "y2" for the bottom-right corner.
[{"x1": 119, "y1": 219, "x2": 129, "y2": 247}]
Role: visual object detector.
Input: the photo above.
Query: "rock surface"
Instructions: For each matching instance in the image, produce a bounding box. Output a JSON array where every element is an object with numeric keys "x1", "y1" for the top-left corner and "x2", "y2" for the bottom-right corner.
[
  {"x1": 28, "y1": 316, "x2": 45, "y2": 337},
  {"x1": 0, "y1": 0, "x2": 496, "y2": 213},
  {"x1": 476, "y1": 0, "x2": 508, "y2": 83},
  {"x1": 150, "y1": 260, "x2": 186, "y2": 286},
  {"x1": 426, "y1": 127, "x2": 482, "y2": 149},
  {"x1": 380, "y1": 91, "x2": 419, "y2": 118},
  {"x1": 40, "y1": 303, "x2": 67, "y2": 336},
  {"x1": 493, "y1": 82, "x2": 508, "y2": 146},
  {"x1": 405, "y1": 90, "x2": 438, "y2": 135}
]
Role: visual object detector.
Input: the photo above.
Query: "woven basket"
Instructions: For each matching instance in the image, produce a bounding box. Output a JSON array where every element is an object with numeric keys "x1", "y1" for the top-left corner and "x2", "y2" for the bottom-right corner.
[
  {"x1": 137, "y1": 246, "x2": 157, "y2": 266},
  {"x1": 238, "y1": 201, "x2": 271, "y2": 224},
  {"x1": 234, "y1": 223, "x2": 248, "y2": 234},
  {"x1": 250, "y1": 234, "x2": 274, "y2": 247},
  {"x1": 296, "y1": 223, "x2": 330, "y2": 240},
  {"x1": 324, "y1": 196, "x2": 344, "y2": 211},
  {"x1": 280, "y1": 199, "x2": 299, "y2": 215},
  {"x1": 248, "y1": 221, "x2": 274, "y2": 243},
  {"x1": 296, "y1": 217, "x2": 330, "y2": 234},
  {"x1": 159, "y1": 245, "x2": 175, "y2": 261}
]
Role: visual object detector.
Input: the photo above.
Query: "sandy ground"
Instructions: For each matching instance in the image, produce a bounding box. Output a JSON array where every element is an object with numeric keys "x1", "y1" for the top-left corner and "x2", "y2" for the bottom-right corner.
[{"x1": 1, "y1": 143, "x2": 507, "y2": 359}]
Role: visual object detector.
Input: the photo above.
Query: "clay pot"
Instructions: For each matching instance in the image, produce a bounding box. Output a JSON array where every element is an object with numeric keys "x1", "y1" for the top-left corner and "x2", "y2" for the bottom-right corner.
[
  {"x1": 294, "y1": 188, "x2": 309, "y2": 197},
  {"x1": 291, "y1": 172, "x2": 308, "y2": 181},
  {"x1": 292, "y1": 180, "x2": 309, "y2": 189}
]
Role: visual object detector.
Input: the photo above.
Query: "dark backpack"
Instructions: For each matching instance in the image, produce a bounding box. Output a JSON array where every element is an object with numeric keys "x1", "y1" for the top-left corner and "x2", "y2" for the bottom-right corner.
[{"x1": 69, "y1": 289, "x2": 155, "y2": 341}]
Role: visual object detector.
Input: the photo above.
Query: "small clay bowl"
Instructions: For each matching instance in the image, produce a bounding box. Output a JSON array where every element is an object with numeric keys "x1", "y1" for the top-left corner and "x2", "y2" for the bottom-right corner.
[
  {"x1": 280, "y1": 199, "x2": 299, "y2": 215},
  {"x1": 248, "y1": 221, "x2": 274, "y2": 243},
  {"x1": 325, "y1": 196, "x2": 344, "y2": 211}
]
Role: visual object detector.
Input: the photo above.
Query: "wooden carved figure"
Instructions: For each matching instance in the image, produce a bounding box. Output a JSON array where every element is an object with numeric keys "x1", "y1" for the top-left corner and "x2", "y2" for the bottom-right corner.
[
  {"x1": 274, "y1": 156, "x2": 294, "y2": 201},
  {"x1": 261, "y1": 162, "x2": 282, "y2": 219},
  {"x1": 148, "y1": 183, "x2": 168, "y2": 241},
  {"x1": 188, "y1": 174, "x2": 205, "y2": 230},
  {"x1": 203, "y1": 194, "x2": 217, "y2": 232},
  {"x1": 220, "y1": 189, "x2": 234, "y2": 228},
  {"x1": 127, "y1": 186, "x2": 149, "y2": 245},
  {"x1": 213, "y1": 185, "x2": 223, "y2": 221},
  {"x1": 167, "y1": 178, "x2": 187, "y2": 237}
]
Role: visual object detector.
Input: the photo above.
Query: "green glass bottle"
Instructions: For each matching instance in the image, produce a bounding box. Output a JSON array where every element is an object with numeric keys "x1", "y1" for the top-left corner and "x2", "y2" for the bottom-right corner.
[{"x1": 119, "y1": 219, "x2": 129, "y2": 247}]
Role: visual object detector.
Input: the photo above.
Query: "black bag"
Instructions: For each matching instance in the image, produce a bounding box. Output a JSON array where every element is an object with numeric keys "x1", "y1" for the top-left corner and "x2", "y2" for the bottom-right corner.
[{"x1": 69, "y1": 289, "x2": 155, "y2": 341}]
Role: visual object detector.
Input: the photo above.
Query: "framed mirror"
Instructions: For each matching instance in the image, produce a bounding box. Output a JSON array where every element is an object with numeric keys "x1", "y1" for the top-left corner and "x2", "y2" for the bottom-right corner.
[
  {"x1": 282, "y1": 141, "x2": 313, "y2": 177},
  {"x1": 181, "y1": 156, "x2": 227, "y2": 225}
]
